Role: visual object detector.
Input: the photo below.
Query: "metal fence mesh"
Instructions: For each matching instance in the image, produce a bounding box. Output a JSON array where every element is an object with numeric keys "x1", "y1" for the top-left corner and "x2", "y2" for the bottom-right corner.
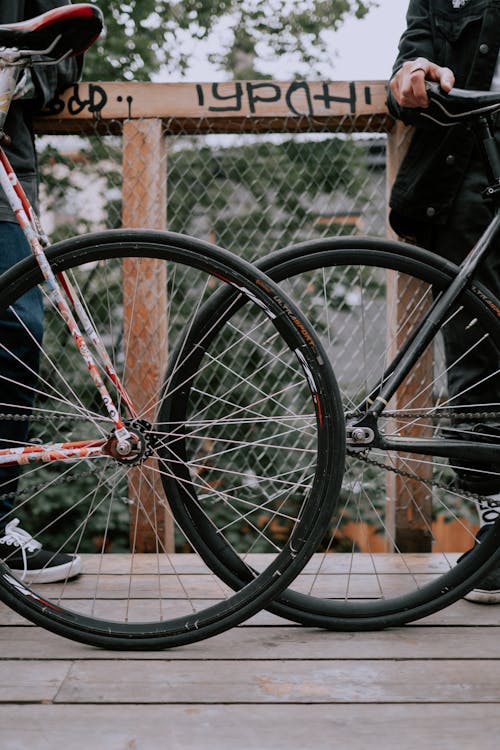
[
  {"x1": 162, "y1": 127, "x2": 387, "y2": 256},
  {"x1": 28, "y1": 114, "x2": 394, "y2": 550},
  {"x1": 35, "y1": 114, "x2": 388, "y2": 426},
  {"x1": 11, "y1": 103, "x2": 482, "y2": 558},
  {"x1": 37, "y1": 115, "x2": 387, "y2": 245}
]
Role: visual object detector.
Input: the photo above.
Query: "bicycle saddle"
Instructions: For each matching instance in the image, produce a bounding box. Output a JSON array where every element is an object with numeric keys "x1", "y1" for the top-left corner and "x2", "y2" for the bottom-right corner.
[
  {"x1": 423, "y1": 81, "x2": 500, "y2": 126},
  {"x1": 0, "y1": 3, "x2": 103, "y2": 61}
]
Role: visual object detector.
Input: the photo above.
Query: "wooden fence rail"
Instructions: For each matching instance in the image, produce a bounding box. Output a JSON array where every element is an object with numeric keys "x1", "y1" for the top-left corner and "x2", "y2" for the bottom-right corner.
[
  {"x1": 34, "y1": 80, "x2": 427, "y2": 551},
  {"x1": 35, "y1": 80, "x2": 391, "y2": 134}
]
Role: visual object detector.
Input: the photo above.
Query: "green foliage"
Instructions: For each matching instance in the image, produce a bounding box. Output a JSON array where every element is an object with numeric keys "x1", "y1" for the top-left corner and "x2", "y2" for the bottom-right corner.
[
  {"x1": 17, "y1": 469, "x2": 131, "y2": 553},
  {"x1": 166, "y1": 135, "x2": 371, "y2": 258},
  {"x1": 83, "y1": 0, "x2": 378, "y2": 80},
  {"x1": 38, "y1": 135, "x2": 122, "y2": 241}
]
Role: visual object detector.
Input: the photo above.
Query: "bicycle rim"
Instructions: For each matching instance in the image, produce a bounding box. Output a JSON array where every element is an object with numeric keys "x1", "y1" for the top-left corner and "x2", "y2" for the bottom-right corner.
[
  {"x1": 0, "y1": 229, "x2": 343, "y2": 647},
  {"x1": 166, "y1": 236, "x2": 500, "y2": 629}
]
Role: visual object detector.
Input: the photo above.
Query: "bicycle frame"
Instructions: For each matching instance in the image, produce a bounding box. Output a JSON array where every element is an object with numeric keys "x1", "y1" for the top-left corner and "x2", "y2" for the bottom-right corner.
[
  {"x1": 350, "y1": 112, "x2": 500, "y2": 463},
  {"x1": 0, "y1": 57, "x2": 137, "y2": 468}
]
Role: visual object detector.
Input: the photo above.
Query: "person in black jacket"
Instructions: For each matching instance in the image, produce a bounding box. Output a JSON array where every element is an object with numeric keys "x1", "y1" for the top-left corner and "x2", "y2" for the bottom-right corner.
[
  {"x1": 387, "y1": 0, "x2": 500, "y2": 603},
  {"x1": 0, "y1": 1, "x2": 83, "y2": 583}
]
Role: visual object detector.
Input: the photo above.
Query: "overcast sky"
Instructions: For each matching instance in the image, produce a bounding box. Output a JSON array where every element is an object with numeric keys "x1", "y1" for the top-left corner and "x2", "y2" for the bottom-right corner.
[
  {"x1": 160, "y1": 1, "x2": 409, "y2": 82},
  {"x1": 323, "y1": 1, "x2": 408, "y2": 79}
]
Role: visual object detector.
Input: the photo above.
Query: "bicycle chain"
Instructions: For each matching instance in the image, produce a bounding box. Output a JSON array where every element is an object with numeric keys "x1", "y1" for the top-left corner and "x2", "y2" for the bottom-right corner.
[
  {"x1": 0, "y1": 412, "x2": 105, "y2": 423},
  {"x1": 0, "y1": 411, "x2": 109, "y2": 505},
  {"x1": 346, "y1": 409, "x2": 500, "y2": 503},
  {"x1": 0, "y1": 468, "x2": 104, "y2": 505},
  {"x1": 349, "y1": 448, "x2": 491, "y2": 503},
  {"x1": 1, "y1": 410, "x2": 497, "y2": 505},
  {"x1": 348, "y1": 410, "x2": 500, "y2": 422},
  {"x1": 348, "y1": 448, "x2": 490, "y2": 504}
]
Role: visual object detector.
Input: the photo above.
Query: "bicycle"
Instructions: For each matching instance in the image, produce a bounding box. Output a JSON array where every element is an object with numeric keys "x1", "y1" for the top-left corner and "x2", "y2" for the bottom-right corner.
[
  {"x1": 0, "y1": 4, "x2": 345, "y2": 648},
  {"x1": 163, "y1": 82, "x2": 500, "y2": 629}
]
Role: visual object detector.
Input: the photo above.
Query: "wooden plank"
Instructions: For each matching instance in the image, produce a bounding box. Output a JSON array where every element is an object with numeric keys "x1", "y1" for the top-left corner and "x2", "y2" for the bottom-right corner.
[
  {"x1": 0, "y1": 661, "x2": 70, "y2": 702},
  {"x1": 35, "y1": 571, "x2": 457, "y2": 599},
  {"x1": 4, "y1": 595, "x2": 500, "y2": 628},
  {"x1": 65, "y1": 551, "x2": 460, "y2": 575},
  {"x1": 0, "y1": 551, "x2": 488, "y2": 627},
  {"x1": 281, "y1": 572, "x2": 453, "y2": 597},
  {"x1": 63, "y1": 552, "x2": 216, "y2": 574},
  {"x1": 300, "y1": 551, "x2": 463, "y2": 573},
  {"x1": 0, "y1": 548, "x2": 485, "y2": 625},
  {"x1": 34, "y1": 80, "x2": 393, "y2": 134},
  {"x1": 2, "y1": 625, "x2": 500, "y2": 661},
  {"x1": 51, "y1": 658, "x2": 500, "y2": 703},
  {"x1": 0, "y1": 704, "x2": 499, "y2": 750},
  {"x1": 24, "y1": 574, "x2": 232, "y2": 598},
  {"x1": 0, "y1": 571, "x2": 459, "y2": 600},
  {"x1": 385, "y1": 269, "x2": 435, "y2": 552},
  {"x1": 1, "y1": 555, "x2": 499, "y2": 748},
  {"x1": 0, "y1": 598, "x2": 295, "y2": 626},
  {"x1": 4, "y1": 551, "x2": 465, "y2": 575},
  {"x1": 122, "y1": 119, "x2": 167, "y2": 229},
  {"x1": 77, "y1": 550, "x2": 470, "y2": 575}
]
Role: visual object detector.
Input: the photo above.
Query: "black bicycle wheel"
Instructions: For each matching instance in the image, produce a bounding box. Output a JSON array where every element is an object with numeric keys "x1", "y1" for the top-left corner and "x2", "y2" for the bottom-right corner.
[
  {"x1": 164, "y1": 235, "x2": 500, "y2": 629},
  {"x1": 0, "y1": 228, "x2": 344, "y2": 648}
]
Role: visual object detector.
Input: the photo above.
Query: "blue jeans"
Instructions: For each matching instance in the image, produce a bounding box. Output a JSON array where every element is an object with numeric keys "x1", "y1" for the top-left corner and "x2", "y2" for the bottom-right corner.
[{"x1": 0, "y1": 222, "x2": 43, "y2": 526}]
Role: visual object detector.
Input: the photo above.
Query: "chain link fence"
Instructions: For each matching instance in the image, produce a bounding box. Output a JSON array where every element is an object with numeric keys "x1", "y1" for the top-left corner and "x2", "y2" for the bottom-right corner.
[
  {"x1": 36, "y1": 111, "x2": 389, "y2": 437},
  {"x1": 37, "y1": 116, "x2": 387, "y2": 245},
  {"x1": 23, "y1": 110, "x2": 394, "y2": 551},
  {"x1": 25, "y1": 99, "x2": 480, "y2": 554}
]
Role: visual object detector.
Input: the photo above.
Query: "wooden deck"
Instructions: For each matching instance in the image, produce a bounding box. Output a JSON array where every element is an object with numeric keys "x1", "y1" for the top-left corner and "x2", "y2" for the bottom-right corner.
[{"x1": 2, "y1": 555, "x2": 500, "y2": 750}]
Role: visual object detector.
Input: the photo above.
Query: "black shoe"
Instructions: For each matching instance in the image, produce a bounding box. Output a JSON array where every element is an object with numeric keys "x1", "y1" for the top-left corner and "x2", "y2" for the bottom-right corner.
[{"x1": 0, "y1": 518, "x2": 82, "y2": 583}]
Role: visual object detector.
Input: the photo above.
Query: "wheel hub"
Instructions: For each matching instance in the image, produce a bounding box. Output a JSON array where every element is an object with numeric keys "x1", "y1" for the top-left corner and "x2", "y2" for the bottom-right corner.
[
  {"x1": 346, "y1": 414, "x2": 379, "y2": 452},
  {"x1": 105, "y1": 418, "x2": 155, "y2": 465}
]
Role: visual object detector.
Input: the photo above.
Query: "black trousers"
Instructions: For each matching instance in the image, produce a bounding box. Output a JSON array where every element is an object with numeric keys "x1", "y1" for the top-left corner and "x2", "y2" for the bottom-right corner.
[
  {"x1": 416, "y1": 147, "x2": 500, "y2": 493},
  {"x1": 428, "y1": 163, "x2": 500, "y2": 406}
]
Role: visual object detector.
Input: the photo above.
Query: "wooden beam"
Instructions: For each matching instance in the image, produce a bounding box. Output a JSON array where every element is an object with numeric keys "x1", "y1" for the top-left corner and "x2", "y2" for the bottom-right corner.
[
  {"x1": 34, "y1": 80, "x2": 394, "y2": 135},
  {"x1": 386, "y1": 122, "x2": 434, "y2": 552},
  {"x1": 121, "y1": 119, "x2": 173, "y2": 553}
]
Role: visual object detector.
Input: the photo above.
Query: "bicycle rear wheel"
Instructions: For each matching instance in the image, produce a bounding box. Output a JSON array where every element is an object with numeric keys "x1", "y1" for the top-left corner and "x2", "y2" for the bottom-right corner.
[
  {"x1": 0, "y1": 229, "x2": 344, "y2": 648},
  {"x1": 165, "y1": 236, "x2": 500, "y2": 629}
]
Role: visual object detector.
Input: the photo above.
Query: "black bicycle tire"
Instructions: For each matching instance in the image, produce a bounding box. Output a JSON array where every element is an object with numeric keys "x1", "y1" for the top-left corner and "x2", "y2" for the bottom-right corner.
[
  {"x1": 163, "y1": 235, "x2": 500, "y2": 630},
  {"x1": 0, "y1": 228, "x2": 344, "y2": 648}
]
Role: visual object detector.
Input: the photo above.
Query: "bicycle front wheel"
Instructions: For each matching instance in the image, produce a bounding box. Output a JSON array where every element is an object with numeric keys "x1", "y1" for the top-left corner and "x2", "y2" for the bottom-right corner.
[
  {"x1": 166, "y1": 235, "x2": 500, "y2": 629},
  {"x1": 0, "y1": 229, "x2": 344, "y2": 648}
]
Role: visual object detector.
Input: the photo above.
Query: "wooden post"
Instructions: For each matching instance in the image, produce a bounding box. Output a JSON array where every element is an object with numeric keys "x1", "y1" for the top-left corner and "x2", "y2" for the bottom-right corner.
[
  {"x1": 121, "y1": 119, "x2": 174, "y2": 552},
  {"x1": 385, "y1": 122, "x2": 434, "y2": 552}
]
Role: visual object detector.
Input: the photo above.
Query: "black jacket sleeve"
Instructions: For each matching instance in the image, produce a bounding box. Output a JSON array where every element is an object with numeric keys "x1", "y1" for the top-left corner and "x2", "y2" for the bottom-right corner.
[{"x1": 386, "y1": 0, "x2": 435, "y2": 125}]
